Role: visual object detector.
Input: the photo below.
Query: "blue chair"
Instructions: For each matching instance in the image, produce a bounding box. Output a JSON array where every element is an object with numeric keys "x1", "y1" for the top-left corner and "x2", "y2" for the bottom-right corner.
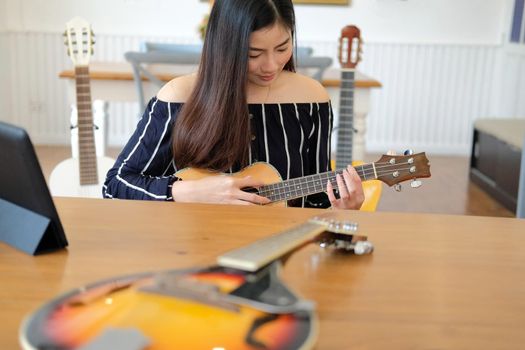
[
  {"x1": 126, "y1": 43, "x2": 333, "y2": 112},
  {"x1": 125, "y1": 49, "x2": 201, "y2": 112},
  {"x1": 143, "y1": 42, "x2": 332, "y2": 80},
  {"x1": 142, "y1": 42, "x2": 203, "y2": 56}
]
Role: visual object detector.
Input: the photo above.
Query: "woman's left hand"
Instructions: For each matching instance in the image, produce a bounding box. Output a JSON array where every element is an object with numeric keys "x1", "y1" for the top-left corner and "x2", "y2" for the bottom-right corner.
[{"x1": 326, "y1": 165, "x2": 365, "y2": 210}]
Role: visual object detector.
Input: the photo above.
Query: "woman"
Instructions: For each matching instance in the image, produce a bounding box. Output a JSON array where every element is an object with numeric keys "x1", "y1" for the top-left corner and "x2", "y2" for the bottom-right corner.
[{"x1": 103, "y1": 0, "x2": 364, "y2": 210}]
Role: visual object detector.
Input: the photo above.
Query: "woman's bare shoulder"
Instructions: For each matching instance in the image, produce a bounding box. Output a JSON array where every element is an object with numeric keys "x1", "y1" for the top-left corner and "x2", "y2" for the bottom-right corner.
[
  {"x1": 156, "y1": 73, "x2": 197, "y2": 103},
  {"x1": 274, "y1": 71, "x2": 329, "y2": 103}
]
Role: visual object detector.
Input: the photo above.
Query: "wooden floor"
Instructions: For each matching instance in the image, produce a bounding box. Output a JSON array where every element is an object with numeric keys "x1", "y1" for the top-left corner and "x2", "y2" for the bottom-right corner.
[{"x1": 35, "y1": 146, "x2": 515, "y2": 218}]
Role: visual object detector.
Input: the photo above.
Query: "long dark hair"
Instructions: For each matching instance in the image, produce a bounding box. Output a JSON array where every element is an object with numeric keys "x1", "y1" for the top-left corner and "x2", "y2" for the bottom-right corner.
[{"x1": 172, "y1": 0, "x2": 296, "y2": 171}]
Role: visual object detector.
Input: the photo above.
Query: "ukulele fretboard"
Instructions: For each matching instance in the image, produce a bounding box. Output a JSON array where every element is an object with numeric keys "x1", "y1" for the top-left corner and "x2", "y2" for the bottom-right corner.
[{"x1": 258, "y1": 162, "x2": 377, "y2": 203}]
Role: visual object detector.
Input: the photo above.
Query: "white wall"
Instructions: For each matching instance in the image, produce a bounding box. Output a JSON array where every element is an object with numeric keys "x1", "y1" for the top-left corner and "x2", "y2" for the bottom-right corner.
[
  {"x1": 2, "y1": 0, "x2": 523, "y2": 155},
  {"x1": 5, "y1": 0, "x2": 508, "y2": 45},
  {"x1": 6, "y1": 0, "x2": 210, "y2": 38},
  {"x1": 0, "y1": 0, "x2": 6, "y2": 31},
  {"x1": 0, "y1": 0, "x2": 9, "y2": 123},
  {"x1": 296, "y1": 0, "x2": 507, "y2": 45}
]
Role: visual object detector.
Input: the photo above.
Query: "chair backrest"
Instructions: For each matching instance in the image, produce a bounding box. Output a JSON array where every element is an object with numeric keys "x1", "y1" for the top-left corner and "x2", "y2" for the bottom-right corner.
[
  {"x1": 143, "y1": 42, "x2": 203, "y2": 55},
  {"x1": 126, "y1": 42, "x2": 333, "y2": 111},
  {"x1": 125, "y1": 49, "x2": 201, "y2": 112},
  {"x1": 295, "y1": 54, "x2": 333, "y2": 82},
  {"x1": 517, "y1": 136, "x2": 525, "y2": 218}
]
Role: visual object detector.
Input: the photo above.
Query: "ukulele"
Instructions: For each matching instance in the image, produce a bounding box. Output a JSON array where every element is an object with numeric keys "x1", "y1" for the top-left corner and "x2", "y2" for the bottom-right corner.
[
  {"x1": 20, "y1": 216, "x2": 372, "y2": 350},
  {"x1": 49, "y1": 17, "x2": 114, "y2": 198},
  {"x1": 334, "y1": 25, "x2": 382, "y2": 211},
  {"x1": 175, "y1": 153, "x2": 430, "y2": 207}
]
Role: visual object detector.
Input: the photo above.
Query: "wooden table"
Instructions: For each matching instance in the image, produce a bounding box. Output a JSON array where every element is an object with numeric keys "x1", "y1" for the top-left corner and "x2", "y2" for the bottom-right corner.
[
  {"x1": 58, "y1": 62, "x2": 382, "y2": 92},
  {"x1": 2, "y1": 198, "x2": 524, "y2": 349}
]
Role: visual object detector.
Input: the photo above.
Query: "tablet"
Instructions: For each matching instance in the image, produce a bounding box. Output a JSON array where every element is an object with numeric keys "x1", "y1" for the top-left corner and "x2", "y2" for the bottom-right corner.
[{"x1": 0, "y1": 121, "x2": 68, "y2": 254}]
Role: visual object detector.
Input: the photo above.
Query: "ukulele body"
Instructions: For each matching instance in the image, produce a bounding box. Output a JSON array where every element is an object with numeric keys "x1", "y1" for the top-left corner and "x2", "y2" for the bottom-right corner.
[
  {"x1": 176, "y1": 161, "x2": 383, "y2": 210},
  {"x1": 176, "y1": 162, "x2": 287, "y2": 207}
]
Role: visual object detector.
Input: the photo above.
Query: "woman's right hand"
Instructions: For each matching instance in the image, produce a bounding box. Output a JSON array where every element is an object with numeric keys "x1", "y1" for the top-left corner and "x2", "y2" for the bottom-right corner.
[{"x1": 171, "y1": 175, "x2": 271, "y2": 205}]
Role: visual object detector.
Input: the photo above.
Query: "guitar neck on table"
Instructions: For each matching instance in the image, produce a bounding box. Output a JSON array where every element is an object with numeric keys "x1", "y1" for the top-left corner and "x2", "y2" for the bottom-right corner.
[{"x1": 218, "y1": 216, "x2": 362, "y2": 272}]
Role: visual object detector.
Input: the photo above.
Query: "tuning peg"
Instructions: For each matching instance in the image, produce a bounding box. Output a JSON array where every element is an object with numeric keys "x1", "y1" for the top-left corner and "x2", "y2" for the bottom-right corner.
[
  {"x1": 319, "y1": 240, "x2": 329, "y2": 248},
  {"x1": 403, "y1": 149, "x2": 414, "y2": 156},
  {"x1": 386, "y1": 150, "x2": 396, "y2": 156},
  {"x1": 410, "y1": 179, "x2": 422, "y2": 188},
  {"x1": 394, "y1": 184, "x2": 402, "y2": 192},
  {"x1": 353, "y1": 241, "x2": 374, "y2": 255},
  {"x1": 343, "y1": 221, "x2": 358, "y2": 232},
  {"x1": 62, "y1": 31, "x2": 67, "y2": 37}
]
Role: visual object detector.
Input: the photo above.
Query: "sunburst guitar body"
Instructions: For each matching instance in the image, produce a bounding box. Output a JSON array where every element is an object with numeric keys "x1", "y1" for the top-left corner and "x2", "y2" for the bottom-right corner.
[
  {"x1": 20, "y1": 268, "x2": 315, "y2": 350},
  {"x1": 20, "y1": 217, "x2": 374, "y2": 349}
]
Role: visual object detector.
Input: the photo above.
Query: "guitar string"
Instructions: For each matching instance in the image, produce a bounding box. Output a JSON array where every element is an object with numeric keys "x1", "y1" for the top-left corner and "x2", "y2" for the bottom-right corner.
[
  {"x1": 258, "y1": 165, "x2": 419, "y2": 199},
  {"x1": 348, "y1": 160, "x2": 422, "y2": 170},
  {"x1": 261, "y1": 69, "x2": 411, "y2": 199},
  {"x1": 257, "y1": 162, "x2": 423, "y2": 193},
  {"x1": 262, "y1": 161, "x2": 423, "y2": 188}
]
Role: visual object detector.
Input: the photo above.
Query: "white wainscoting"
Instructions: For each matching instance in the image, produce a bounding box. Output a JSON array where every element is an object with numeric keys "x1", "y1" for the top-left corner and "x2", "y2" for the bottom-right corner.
[
  {"x1": 355, "y1": 42, "x2": 500, "y2": 154},
  {"x1": 498, "y1": 47, "x2": 525, "y2": 118},
  {"x1": 3, "y1": 31, "x2": 525, "y2": 155},
  {"x1": 0, "y1": 32, "x2": 9, "y2": 123}
]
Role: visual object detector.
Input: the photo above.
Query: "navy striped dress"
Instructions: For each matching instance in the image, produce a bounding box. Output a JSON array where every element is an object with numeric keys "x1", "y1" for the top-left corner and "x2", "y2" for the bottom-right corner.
[{"x1": 103, "y1": 97, "x2": 333, "y2": 207}]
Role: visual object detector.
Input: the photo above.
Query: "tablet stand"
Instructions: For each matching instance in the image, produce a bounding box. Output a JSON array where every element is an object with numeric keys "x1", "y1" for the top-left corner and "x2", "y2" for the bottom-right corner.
[{"x1": 0, "y1": 198, "x2": 56, "y2": 255}]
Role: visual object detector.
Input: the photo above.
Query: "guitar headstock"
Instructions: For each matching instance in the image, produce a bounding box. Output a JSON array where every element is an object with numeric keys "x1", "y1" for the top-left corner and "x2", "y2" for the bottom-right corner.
[
  {"x1": 63, "y1": 17, "x2": 95, "y2": 66},
  {"x1": 309, "y1": 216, "x2": 358, "y2": 235},
  {"x1": 309, "y1": 216, "x2": 373, "y2": 255},
  {"x1": 338, "y1": 25, "x2": 362, "y2": 69},
  {"x1": 374, "y1": 152, "x2": 431, "y2": 187}
]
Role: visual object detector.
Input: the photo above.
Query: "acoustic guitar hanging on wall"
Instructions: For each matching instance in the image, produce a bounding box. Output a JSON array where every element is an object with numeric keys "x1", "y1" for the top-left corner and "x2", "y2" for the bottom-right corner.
[
  {"x1": 333, "y1": 24, "x2": 383, "y2": 211},
  {"x1": 49, "y1": 17, "x2": 114, "y2": 198}
]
